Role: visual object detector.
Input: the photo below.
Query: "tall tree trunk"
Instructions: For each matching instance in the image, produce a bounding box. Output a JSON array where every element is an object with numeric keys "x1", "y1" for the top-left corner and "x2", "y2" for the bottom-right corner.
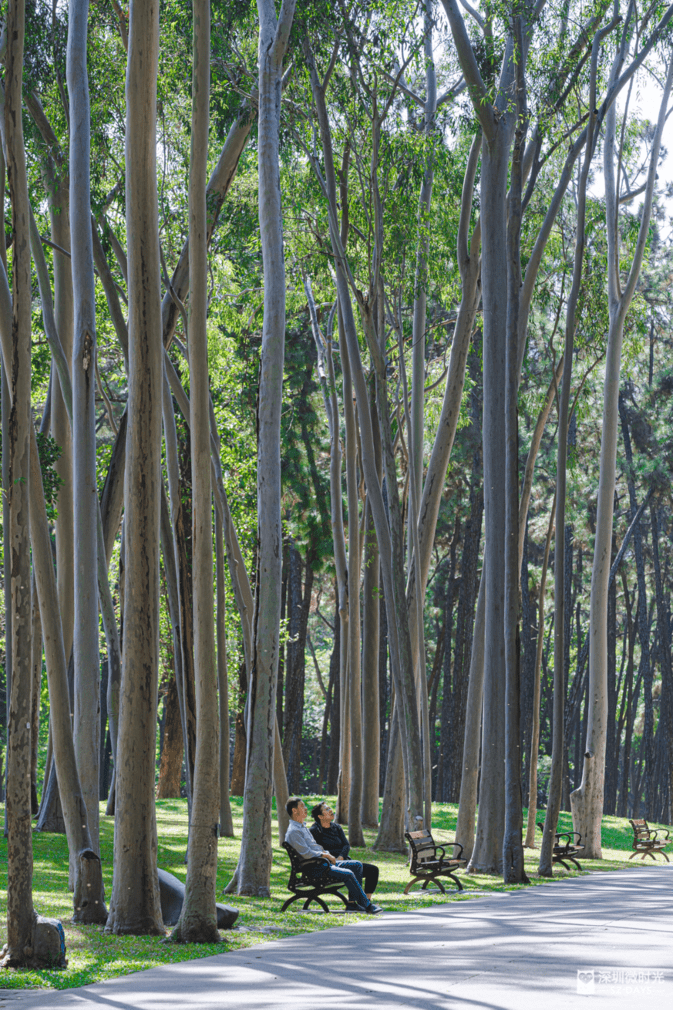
[
  {"x1": 361, "y1": 495, "x2": 380, "y2": 827},
  {"x1": 373, "y1": 703, "x2": 407, "y2": 852},
  {"x1": 455, "y1": 571, "x2": 485, "y2": 864},
  {"x1": 237, "y1": 0, "x2": 296, "y2": 896},
  {"x1": 540, "y1": 30, "x2": 599, "y2": 874},
  {"x1": 1, "y1": 0, "x2": 37, "y2": 957},
  {"x1": 571, "y1": 53, "x2": 673, "y2": 858},
  {"x1": 619, "y1": 395, "x2": 653, "y2": 816},
  {"x1": 172, "y1": 0, "x2": 220, "y2": 942},
  {"x1": 68, "y1": 0, "x2": 101, "y2": 854},
  {"x1": 43, "y1": 166, "x2": 75, "y2": 671},
  {"x1": 216, "y1": 505, "x2": 234, "y2": 837},
  {"x1": 650, "y1": 507, "x2": 673, "y2": 823},
  {"x1": 106, "y1": 0, "x2": 164, "y2": 935},
  {"x1": 502, "y1": 47, "x2": 526, "y2": 883},
  {"x1": 524, "y1": 494, "x2": 555, "y2": 847},
  {"x1": 343, "y1": 325, "x2": 364, "y2": 846},
  {"x1": 282, "y1": 542, "x2": 304, "y2": 792}
]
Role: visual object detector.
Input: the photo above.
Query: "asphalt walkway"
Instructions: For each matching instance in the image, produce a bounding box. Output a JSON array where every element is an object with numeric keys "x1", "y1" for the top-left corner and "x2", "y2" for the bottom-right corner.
[{"x1": 2, "y1": 864, "x2": 672, "y2": 1010}]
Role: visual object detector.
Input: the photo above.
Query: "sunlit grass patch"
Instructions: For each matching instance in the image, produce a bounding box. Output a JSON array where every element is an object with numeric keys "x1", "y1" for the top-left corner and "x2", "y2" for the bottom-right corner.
[{"x1": 0, "y1": 796, "x2": 669, "y2": 991}]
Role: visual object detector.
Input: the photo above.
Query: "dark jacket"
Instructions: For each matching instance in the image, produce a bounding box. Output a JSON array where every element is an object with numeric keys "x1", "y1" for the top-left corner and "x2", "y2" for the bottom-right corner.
[{"x1": 310, "y1": 820, "x2": 350, "y2": 859}]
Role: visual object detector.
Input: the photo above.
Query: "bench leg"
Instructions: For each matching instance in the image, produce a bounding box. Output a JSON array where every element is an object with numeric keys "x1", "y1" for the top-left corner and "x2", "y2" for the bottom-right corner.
[
  {"x1": 628, "y1": 851, "x2": 639, "y2": 860},
  {"x1": 421, "y1": 877, "x2": 446, "y2": 894},
  {"x1": 554, "y1": 857, "x2": 571, "y2": 871},
  {"x1": 444, "y1": 872, "x2": 463, "y2": 892},
  {"x1": 567, "y1": 857, "x2": 583, "y2": 871},
  {"x1": 404, "y1": 876, "x2": 424, "y2": 895},
  {"x1": 281, "y1": 894, "x2": 303, "y2": 913},
  {"x1": 661, "y1": 851, "x2": 670, "y2": 863},
  {"x1": 303, "y1": 895, "x2": 330, "y2": 913}
]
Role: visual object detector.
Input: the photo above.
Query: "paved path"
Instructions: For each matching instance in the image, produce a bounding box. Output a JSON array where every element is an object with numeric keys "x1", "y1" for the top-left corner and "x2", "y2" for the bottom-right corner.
[{"x1": 2, "y1": 865, "x2": 672, "y2": 1010}]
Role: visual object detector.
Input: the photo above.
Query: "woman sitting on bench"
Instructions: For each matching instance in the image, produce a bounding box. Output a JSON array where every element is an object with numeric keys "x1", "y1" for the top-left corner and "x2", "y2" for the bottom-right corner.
[
  {"x1": 285, "y1": 797, "x2": 382, "y2": 914},
  {"x1": 310, "y1": 801, "x2": 380, "y2": 900}
]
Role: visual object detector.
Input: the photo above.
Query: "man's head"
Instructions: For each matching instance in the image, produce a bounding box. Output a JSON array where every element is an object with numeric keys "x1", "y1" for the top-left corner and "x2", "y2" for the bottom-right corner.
[
  {"x1": 311, "y1": 801, "x2": 333, "y2": 825},
  {"x1": 286, "y1": 796, "x2": 307, "y2": 822}
]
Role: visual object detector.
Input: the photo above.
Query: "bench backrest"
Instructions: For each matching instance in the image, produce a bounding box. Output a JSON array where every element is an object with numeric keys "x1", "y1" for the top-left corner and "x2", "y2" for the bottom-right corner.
[
  {"x1": 282, "y1": 840, "x2": 310, "y2": 886},
  {"x1": 406, "y1": 829, "x2": 437, "y2": 868},
  {"x1": 630, "y1": 819, "x2": 653, "y2": 841}
]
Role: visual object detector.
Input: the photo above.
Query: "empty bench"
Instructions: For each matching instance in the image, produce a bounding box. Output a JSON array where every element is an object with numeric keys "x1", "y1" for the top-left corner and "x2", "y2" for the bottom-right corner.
[
  {"x1": 404, "y1": 829, "x2": 466, "y2": 894},
  {"x1": 629, "y1": 819, "x2": 671, "y2": 862},
  {"x1": 536, "y1": 823, "x2": 584, "y2": 870},
  {"x1": 281, "y1": 841, "x2": 350, "y2": 912}
]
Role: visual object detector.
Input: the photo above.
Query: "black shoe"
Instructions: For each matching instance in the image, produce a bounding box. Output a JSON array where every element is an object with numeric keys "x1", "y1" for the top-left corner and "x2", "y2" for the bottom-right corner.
[
  {"x1": 345, "y1": 901, "x2": 367, "y2": 913},
  {"x1": 365, "y1": 903, "x2": 383, "y2": 914}
]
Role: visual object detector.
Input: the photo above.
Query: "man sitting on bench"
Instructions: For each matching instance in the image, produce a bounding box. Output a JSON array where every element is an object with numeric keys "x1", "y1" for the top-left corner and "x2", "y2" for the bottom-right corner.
[{"x1": 285, "y1": 797, "x2": 382, "y2": 914}]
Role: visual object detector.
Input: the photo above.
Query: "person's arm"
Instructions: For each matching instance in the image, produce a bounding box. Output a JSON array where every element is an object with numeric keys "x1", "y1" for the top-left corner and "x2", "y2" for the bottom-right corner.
[{"x1": 287, "y1": 822, "x2": 335, "y2": 862}]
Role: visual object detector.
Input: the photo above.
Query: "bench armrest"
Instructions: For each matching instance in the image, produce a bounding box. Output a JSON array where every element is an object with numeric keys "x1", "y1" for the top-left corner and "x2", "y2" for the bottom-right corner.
[
  {"x1": 451, "y1": 841, "x2": 464, "y2": 860},
  {"x1": 434, "y1": 844, "x2": 447, "y2": 860},
  {"x1": 652, "y1": 828, "x2": 670, "y2": 842},
  {"x1": 297, "y1": 856, "x2": 328, "y2": 871}
]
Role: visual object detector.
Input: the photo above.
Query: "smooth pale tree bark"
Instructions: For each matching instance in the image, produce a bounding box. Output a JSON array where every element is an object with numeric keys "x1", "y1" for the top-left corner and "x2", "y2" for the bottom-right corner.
[
  {"x1": 525, "y1": 494, "x2": 555, "y2": 848},
  {"x1": 305, "y1": 280, "x2": 351, "y2": 814},
  {"x1": 172, "y1": 0, "x2": 220, "y2": 943},
  {"x1": 342, "y1": 322, "x2": 364, "y2": 846},
  {"x1": 539, "y1": 27, "x2": 606, "y2": 877},
  {"x1": 1, "y1": 0, "x2": 36, "y2": 956},
  {"x1": 237, "y1": 0, "x2": 296, "y2": 896},
  {"x1": 571, "y1": 51, "x2": 673, "y2": 858},
  {"x1": 44, "y1": 167, "x2": 75, "y2": 666},
  {"x1": 106, "y1": 0, "x2": 164, "y2": 935},
  {"x1": 454, "y1": 568, "x2": 484, "y2": 864},
  {"x1": 361, "y1": 491, "x2": 380, "y2": 828},
  {"x1": 68, "y1": 0, "x2": 101, "y2": 852},
  {"x1": 409, "y1": 2, "x2": 437, "y2": 511},
  {"x1": 216, "y1": 504, "x2": 234, "y2": 837},
  {"x1": 502, "y1": 31, "x2": 527, "y2": 884},
  {"x1": 443, "y1": 0, "x2": 517, "y2": 873},
  {"x1": 518, "y1": 357, "x2": 564, "y2": 569}
]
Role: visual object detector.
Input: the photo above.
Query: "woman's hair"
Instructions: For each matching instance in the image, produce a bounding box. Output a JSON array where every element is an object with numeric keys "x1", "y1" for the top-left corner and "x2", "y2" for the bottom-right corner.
[{"x1": 311, "y1": 801, "x2": 328, "y2": 822}]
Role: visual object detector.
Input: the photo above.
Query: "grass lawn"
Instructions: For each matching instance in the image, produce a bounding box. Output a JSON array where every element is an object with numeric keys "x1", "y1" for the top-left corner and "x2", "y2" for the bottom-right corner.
[{"x1": 0, "y1": 796, "x2": 670, "y2": 991}]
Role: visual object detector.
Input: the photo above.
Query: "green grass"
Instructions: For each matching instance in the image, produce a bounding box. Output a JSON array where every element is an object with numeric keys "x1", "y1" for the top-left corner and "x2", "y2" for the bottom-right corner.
[{"x1": 0, "y1": 797, "x2": 669, "y2": 992}]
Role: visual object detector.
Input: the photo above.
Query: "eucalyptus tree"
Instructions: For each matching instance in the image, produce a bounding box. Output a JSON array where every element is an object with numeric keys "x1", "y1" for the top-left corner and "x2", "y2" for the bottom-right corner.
[
  {"x1": 1, "y1": 0, "x2": 37, "y2": 965},
  {"x1": 172, "y1": 0, "x2": 221, "y2": 943},
  {"x1": 571, "y1": 43, "x2": 673, "y2": 858},
  {"x1": 236, "y1": 0, "x2": 296, "y2": 896},
  {"x1": 106, "y1": 0, "x2": 164, "y2": 935},
  {"x1": 68, "y1": 0, "x2": 101, "y2": 852}
]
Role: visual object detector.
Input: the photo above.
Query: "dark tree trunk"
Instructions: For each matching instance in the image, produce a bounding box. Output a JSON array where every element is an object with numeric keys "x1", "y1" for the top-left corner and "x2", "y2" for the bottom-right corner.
[
  {"x1": 230, "y1": 664, "x2": 247, "y2": 796},
  {"x1": 650, "y1": 506, "x2": 673, "y2": 823},
  {"x1": 326, "y1": 605, "x2": 341, "y2": 795},
  {"x1": 157, "y1": 675, "x2": 184, "y2": 799}
]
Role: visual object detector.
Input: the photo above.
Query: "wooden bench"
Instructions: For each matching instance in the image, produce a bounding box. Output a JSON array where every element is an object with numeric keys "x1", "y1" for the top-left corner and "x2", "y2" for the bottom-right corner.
[
  {"x1": 629, "y1": 819, "x2": 671, "y2": 862},
  {"x1": 536, "y1": 823, "x2": 585, "y2": 871},
  {"x1": 280, "y1": 841, "x2": 350, "y2": 912},
  {"x1": 404, "y1": 829, "x2": 466, "y2": 894}
]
